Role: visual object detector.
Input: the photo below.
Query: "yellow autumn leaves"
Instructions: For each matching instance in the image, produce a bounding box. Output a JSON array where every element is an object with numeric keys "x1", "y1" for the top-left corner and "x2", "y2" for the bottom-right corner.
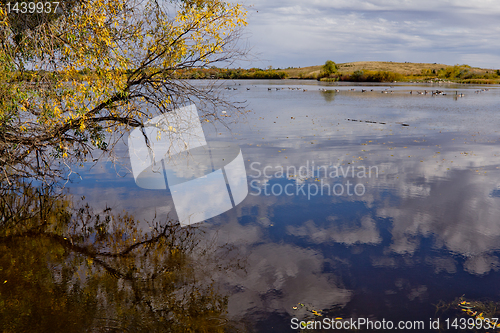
[{"x1": 1, "y1": 0, "x2": 247, "y2": 164}]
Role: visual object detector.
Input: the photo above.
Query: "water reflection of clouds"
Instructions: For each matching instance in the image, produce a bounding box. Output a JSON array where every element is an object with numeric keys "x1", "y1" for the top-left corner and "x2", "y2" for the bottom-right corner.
[
  {"x1": 223, "y1": 242, "x2": 352, "y2": 318},
  {"x1": 239, "y1": 136, "x2": 500, "y2": 275},
  {"x1": 64, "y1": 86, "x2": 500, "y2": 325},
  {"x1": 287, "y1": 216, "x2": 381, "y2": 246},
  {"x1": 463, "y1": 255, "x2": 500, "y2": 275},
  {"x1": 72, "y1": 134, "x2": 500, "y2": 279},
  {"x1": 425, "y1": 257, "x2": 458, "y2": 274},
  {"x1": 376, "y1": 167, "x2": 500, "y2": 274}
]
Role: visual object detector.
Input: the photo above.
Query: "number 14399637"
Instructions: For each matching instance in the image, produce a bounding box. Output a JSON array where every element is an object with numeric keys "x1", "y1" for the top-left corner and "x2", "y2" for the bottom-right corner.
[{"x1": 5, "y1": 2, "x2": 59, "y2": 14}]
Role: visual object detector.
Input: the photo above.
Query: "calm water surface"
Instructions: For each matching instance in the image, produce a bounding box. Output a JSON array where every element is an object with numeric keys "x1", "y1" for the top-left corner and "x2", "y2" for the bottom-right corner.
[{"x1": 4, "y1": 79, "x2": 500, "y2": 332}]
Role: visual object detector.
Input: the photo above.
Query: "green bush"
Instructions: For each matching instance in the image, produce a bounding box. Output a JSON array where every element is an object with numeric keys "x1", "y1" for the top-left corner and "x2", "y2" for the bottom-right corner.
[{"x1": 318, "y1": 60, "x2": 337, "y2": 80}]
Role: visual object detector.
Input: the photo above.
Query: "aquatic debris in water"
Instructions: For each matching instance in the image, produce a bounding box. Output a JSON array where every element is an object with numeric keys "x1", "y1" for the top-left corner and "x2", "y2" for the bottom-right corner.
[
  {"x1": 292, "y1": 302, "x2": 324, "y2": 317},
  {"x1": 436, "y1": 296, "x2": 500, "y2": 331},
  {"x1": 456, "y1": 299, "x2": 500, "y2": 328},
  {"x1": 346, "y1": 119, "x2": 408, "y2": 126}
]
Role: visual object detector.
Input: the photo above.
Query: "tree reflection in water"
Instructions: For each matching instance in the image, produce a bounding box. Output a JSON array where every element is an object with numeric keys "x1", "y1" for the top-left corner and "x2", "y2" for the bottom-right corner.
[{"x1": 0, "y1": 182, "x2": 243, "y2": 332}]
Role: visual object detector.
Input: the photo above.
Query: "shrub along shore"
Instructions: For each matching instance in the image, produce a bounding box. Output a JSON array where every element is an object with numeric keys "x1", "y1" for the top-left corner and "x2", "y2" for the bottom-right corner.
[
  {"x1": 176, "y1": 61, "x2": 500, "y2": 84},
  {"x1": 9, "y1": 61, "x2": 500, "y2": 84}
]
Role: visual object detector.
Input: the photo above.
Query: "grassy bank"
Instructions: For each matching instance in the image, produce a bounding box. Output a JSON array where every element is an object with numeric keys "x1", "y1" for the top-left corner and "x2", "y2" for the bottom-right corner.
[
  {"x1": 175, "y1": 67, "x2": 287, "y2": 79},
  {"x1": 284, "y1": 61, "x2": 500, "y2": 83},
  {"x1": 196, "y1": 61, "x2": 500, "y2": 83},
  {"x1": 8, "y1": 62, "x2": 500, "y2": 84}
]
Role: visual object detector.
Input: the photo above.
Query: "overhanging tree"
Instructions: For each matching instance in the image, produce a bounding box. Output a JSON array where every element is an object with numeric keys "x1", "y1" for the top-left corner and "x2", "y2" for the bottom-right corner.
[{"x1": 0, "y1": 0, "x2": 247, "y2": 183}]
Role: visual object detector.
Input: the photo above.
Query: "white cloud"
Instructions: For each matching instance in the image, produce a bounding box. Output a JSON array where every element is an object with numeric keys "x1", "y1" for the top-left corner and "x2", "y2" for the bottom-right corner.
[{"x1": 232, "y1": 0, "x2": 500, "y2": 68}]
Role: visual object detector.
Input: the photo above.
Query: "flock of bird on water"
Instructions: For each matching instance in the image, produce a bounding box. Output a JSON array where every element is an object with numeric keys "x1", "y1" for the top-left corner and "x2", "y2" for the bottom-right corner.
[
  {"x1": 225, "y1": 85, "x2": 490, "y2": 98},
  {"x1": 223, "y1": 85, "x2": 492, "y2": 127}
]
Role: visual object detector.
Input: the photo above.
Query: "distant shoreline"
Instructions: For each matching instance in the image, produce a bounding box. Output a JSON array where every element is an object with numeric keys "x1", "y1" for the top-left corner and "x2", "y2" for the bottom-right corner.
[
  {"x1": 9, "y1": 61, "x2": 500, "y2": 84},
  {"x1": 174, "y1": 61, "x2": 500, "y2": 84}
]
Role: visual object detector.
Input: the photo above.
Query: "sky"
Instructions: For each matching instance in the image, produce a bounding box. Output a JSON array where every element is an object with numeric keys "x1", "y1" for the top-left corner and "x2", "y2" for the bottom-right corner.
[{"x1": 230, "y1": 0, "x2": 500, "y2": 69}]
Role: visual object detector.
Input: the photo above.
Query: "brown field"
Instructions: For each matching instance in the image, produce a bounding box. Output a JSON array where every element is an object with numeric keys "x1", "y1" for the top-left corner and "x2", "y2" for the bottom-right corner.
[
  {"x1": 336, "y1": 61, "x2": 451, "y2": 75},
  {"x1": 281, "y1": 61, "x2": 497, "y2": 79},
  {"x1": 279, "y1": 65, "x2": 323, "y2": 78}
]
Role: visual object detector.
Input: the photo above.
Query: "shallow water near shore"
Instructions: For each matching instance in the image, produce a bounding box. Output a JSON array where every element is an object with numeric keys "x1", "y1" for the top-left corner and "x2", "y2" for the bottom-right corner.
[{"x1": 6, "y1": 79, "x2": 500, "y2": 331}]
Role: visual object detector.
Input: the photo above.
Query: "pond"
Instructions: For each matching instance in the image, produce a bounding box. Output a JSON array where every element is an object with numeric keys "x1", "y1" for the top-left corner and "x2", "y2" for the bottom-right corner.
[{"x1": 2, "y1": 79, "x2": 500, "y2": 332}]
